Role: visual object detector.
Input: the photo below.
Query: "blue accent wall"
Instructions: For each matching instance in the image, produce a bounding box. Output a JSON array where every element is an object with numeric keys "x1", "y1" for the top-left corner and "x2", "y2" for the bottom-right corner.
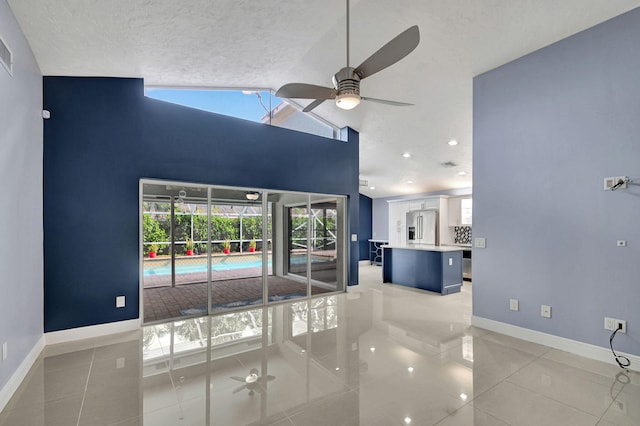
[
  {"x1": 358, "y1": 194, "x2": 372, "y2": 261},
  {"x1": 473, "y1": 8, "x2": 640, "y2": 355},
  {"x1": 43, "y1": 77, "x2": 359, "y2": 332}
]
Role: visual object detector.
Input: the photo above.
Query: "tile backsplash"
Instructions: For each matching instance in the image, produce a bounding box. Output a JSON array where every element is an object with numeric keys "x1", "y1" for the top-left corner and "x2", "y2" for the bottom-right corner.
[{"x1": 454, "y1": 226, "x2": 472, "y2": 244}]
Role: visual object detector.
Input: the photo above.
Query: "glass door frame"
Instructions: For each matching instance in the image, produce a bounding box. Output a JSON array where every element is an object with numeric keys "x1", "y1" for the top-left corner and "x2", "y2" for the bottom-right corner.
[{"x1": 140, "y1": 179, "x2": 348, "y2": 324}]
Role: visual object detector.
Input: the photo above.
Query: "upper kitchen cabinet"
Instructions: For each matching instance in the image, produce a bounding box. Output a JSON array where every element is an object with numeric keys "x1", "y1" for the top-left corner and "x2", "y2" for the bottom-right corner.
[
  {"x1": 409, "y1": 198, "x2": 440, "y2": 211},
  {"x1": 461, "y1": 198, "x2": 472, "y2": 225},
  {"x1": 448, "y1": 197, "x2": 472, "y2": 226}
]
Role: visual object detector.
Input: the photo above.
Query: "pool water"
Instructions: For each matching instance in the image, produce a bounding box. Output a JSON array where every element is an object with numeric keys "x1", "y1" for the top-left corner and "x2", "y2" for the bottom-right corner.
[
  {"x1": 145, "y1": 258, "x2": 272, "y2": 276},
  {"x1": 144, "y1": 254, "x2": 329, "y2": 277}
]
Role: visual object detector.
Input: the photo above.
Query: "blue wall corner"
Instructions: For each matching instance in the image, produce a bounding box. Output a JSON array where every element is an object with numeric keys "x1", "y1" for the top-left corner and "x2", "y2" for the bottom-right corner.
[
  {"x1": 43, "y1": 76, "x2": 359, "y2": 332},
  {"x1": 358, "y1": 194, "x2": 372, "y2": 261}
]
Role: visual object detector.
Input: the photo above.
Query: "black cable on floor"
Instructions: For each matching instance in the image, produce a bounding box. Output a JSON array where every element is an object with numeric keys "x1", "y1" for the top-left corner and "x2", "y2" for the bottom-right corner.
[{"x1": 609, "y1": 327, "x2": 631, "y2": 369}]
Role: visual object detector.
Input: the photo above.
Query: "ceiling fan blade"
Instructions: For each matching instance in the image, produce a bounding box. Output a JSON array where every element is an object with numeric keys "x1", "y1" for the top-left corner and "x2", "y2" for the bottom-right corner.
[
  {"x1": 232, "y1": 384, "x2": 247, "y2": 394},
  {"x1": 230, "y1": 376, "x2": 246, "y2": 382},
  {"x1": 276, "y1": 83, "x2": 336, "y2": 100},
  {"x1": 303, "y1": 99, "x2": 327, "y2": 112},
  {"x1": 354, "y1": 25, "x2": 420, "y2": 80},
  {"x1": 361, "y1": 97, "x2": 413, "y2": 107}
]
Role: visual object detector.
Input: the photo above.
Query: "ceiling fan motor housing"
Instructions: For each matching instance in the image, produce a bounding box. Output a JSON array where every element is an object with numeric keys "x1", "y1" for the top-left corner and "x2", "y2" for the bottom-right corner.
[{"x1": 333, "y1": 67, "x2": 361, "y2": 96}]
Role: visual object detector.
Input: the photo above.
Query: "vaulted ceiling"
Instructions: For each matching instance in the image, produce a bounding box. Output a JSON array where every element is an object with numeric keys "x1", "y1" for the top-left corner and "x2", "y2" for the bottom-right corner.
[{"x1": 9, "y1": 0, "x2": 640, "y2": 197}]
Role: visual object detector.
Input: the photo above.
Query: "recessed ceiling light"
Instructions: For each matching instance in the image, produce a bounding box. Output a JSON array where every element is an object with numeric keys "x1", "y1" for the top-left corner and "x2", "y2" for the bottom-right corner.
[
  {"x1": 460, "y1": 393, "x2": 468, "y2": 401},
  {"x1": 402, "y1": 152, "x2": 411, "y2": 158},
  {"x1": 407, "y1": 367, "x2": 414, "y2": 372},
  {"x1": 370, "y1": 347, "x2": 376, "y2": 352},
  {"x1": 369, "y1": 186, "x2": 375, "y2": 190},
  {"x1": 457, "y1": 171, "x2": 467, "y2": 176},
  {"x1": 404, "y1": 417, "x2": 412, "y2": 424},
  {"x1": 448, "y1": 140, "x2": 458, "y2": 146},
  {"x1": 407, "y1": 180, "x2": 413, "y2": 184}
]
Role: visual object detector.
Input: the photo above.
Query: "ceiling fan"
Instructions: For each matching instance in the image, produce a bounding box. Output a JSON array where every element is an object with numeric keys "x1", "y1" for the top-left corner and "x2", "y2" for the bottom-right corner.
[
  {"x1": 276, "y1": 0, "x2": 420, "y2": 112},
  {"x1": 230, "y1": 368, "x2": 276, "y2": 396}
]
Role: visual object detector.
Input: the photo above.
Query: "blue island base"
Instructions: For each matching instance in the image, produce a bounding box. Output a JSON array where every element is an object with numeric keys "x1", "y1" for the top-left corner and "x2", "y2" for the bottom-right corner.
[{"x1": 382, "y1": 246, "x2": 463, "y2": 295}]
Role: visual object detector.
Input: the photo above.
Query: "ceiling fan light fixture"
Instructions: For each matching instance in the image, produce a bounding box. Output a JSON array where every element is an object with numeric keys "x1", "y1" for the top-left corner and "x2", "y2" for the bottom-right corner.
[{"x1": 335, "y1": 92, "x2": 361, "y2": 110}]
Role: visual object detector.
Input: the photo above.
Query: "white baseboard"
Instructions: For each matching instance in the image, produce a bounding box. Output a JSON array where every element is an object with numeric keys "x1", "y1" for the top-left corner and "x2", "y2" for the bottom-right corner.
[
  {"x1": 472, "y1": 316, "x2": 639, "y2": 372},
  {"x1": 0, "y1": 335, "x2": 45, "y2": 413},
  {"x1": 45, "y1": 319, "x2": 141, "y2": 345}
]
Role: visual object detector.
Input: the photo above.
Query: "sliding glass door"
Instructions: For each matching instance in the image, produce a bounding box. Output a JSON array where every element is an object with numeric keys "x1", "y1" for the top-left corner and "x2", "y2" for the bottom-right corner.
[
  {"x1": 208, "y1": 188, "x2": 265, "y2": 312},
  {"x1": 141, "y1": 180, "x2": 347, "y2": 324},
  {"x1": 309, "y1": 195, "x2": 343, "y2": 293}
]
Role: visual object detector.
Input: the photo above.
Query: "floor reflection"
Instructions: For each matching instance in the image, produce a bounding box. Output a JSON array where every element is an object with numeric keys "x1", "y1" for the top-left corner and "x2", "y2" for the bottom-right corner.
[
  {"x1": 2, "y1": 265, "x2": 639, "y2": 426},
  {"x1": 142, "y1": 295, "x2": 354, "y2": 425}
]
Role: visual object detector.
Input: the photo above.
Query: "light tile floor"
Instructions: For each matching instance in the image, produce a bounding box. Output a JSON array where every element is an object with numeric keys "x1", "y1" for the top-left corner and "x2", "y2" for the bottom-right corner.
[{"x1": 1, "y1": 264, "x2": 638, "y2": 425}]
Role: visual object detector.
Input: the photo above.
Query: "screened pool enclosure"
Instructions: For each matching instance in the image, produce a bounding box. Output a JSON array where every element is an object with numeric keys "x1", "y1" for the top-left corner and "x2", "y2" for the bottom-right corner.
[{"x1": 141, "y1": 180, "x2": 347, "y2": 323}]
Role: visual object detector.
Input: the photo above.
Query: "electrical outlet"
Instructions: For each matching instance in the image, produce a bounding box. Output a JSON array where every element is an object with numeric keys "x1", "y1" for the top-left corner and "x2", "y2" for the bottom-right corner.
[
  {"x1": 614, "y1": 176, "x2": 628, "y2": 189},
  {"x1": 603, "y1": 176, "x2": 629, "y2": 190},
  {"x1": 474, "y1": 237, "x2": 486, "y2": 248},
  {"x1": 604, "y1": 317, "x2": 626, "y2": 333},
  {"x1": 541, "y1": 305, "x2": 551, "y2": 318},
  {"x1": 116, "y1": 296, "x2": 125, "y2": 308},
  {"x1": 509, "y1": 299, "x2": 519, "y2": 311},
  {"x1": 448, "y1": 257, "x2": 453, "y2": 266}
]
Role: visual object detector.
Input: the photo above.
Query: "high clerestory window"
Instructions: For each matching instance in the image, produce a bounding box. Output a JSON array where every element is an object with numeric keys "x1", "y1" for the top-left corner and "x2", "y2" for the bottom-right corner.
[{"x1": 145, "y1": 88, "x2": 338, "y2": 139}]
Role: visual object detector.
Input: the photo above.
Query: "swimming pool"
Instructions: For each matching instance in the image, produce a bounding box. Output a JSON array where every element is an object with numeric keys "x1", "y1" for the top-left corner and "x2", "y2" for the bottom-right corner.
[
  {"x1": 145, "y1": 258, "x2": 271, "y2": 276},
  {"x1": 143, "y1": 254, "x2": 325, "y2": 277}
]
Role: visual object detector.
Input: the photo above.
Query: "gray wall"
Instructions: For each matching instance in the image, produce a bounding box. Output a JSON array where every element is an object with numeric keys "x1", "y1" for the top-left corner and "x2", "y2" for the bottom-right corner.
[
  {"x1": 0, "y1": 0, "x2": 44, "y2": 391},
  {"x1": 371, "y1": 188, "x2": 472, "y2": 241},
  {"x1": 473, "y1": 8, "x2": 640, "y2": 355}
]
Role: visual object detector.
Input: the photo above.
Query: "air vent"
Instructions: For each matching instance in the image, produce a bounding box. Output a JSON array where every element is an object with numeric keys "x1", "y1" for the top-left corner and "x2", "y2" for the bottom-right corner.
[
  {"x1": 0, "y1": 35, "x2": 12, "y2": 76},
  {"x1": 441, "y1": 161, "x2": 457, "y2": 168}
]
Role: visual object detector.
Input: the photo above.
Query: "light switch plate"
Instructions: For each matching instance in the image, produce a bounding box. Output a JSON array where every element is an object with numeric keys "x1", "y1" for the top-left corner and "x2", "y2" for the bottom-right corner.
[
  {"x1": 351, "y1": 234, "x2": 357, "y2": 242},
  {"x1": 474, "y1": 237, "x2": 486, "y2": 248},
  {"x1": 510, "y1": 299, "x2": 519, "y2": 311},
  {"x1": 116, "y1": 296, "x2": 125, "y2": 308}
]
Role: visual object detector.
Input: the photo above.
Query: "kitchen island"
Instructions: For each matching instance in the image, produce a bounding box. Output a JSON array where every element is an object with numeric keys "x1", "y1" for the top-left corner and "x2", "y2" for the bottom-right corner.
[{"x1": 382, "y1": 244, "x2": 463, "y2": 295}]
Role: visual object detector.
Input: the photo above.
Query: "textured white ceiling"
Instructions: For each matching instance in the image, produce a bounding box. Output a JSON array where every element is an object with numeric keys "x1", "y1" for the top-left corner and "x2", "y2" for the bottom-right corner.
[{"x1": 9, "y1": 0, "x2": 640, "y2": 198}]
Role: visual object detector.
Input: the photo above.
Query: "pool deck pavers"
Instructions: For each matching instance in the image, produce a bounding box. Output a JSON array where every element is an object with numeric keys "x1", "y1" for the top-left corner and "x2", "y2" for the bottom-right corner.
[{"x1": 143, "y1": 275, "x2": 334, "y2": 323}]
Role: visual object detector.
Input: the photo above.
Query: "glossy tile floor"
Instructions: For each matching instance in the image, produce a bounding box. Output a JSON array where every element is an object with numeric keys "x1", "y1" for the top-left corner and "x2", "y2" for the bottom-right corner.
[{"x1": 1, "y1": 264, "x2": 638, "y2": 425}]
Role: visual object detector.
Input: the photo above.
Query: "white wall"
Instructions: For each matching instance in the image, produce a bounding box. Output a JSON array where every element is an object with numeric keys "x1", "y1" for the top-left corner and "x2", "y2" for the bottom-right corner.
[
  {"x1": 371, "y1": 188, "x2": 472, "y2": 241},
  {"x1": 0, "y1": 0, "x2": 43, "y2": 398}
]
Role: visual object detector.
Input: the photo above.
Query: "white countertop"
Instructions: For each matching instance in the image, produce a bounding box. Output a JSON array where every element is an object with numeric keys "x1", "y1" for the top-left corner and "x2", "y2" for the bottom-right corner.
[
  {"x1": 446, "y1": 243, "x2": 472, "y2": 249},
  {"x1": 382, "y1": 244, "x2": 463, "y2": 252},
  {"x1": 368, "y1": 239, "x2": 389, "y2": 242}
]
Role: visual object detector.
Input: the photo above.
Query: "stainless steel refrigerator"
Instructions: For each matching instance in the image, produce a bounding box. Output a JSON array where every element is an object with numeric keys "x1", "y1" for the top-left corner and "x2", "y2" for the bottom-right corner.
[{"x1": 406, "y1": 209, "x2": 438, "y2": 245}]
